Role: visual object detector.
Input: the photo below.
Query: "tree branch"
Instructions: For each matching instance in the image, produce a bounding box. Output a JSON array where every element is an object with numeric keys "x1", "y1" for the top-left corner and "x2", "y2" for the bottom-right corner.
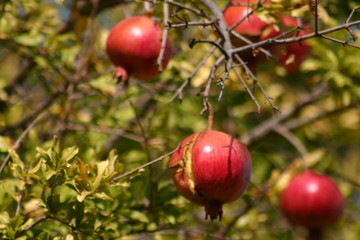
[{"x1": 241, "y1": 83, "x2": 329, "y2": 145}]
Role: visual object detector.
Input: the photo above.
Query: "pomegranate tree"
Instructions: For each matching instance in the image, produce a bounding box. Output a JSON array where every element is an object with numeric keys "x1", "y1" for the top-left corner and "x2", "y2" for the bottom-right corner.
[
  {"x1": 280, "y1": 170, "x2": 345, "y2": 240},
  {"x1": 106, "y1": 16, "x2": 172, "y2": 82},
  {"x1": 169, "y1": 130, "x2": 252, "y2": 221}
]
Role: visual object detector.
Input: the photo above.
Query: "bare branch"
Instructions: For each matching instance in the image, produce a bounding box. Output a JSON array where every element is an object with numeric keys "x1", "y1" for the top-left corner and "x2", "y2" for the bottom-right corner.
[
  {"x1": 232, "y1": 20, "x2": 360, "y2": 54},
  {"x1": 283, "y1": 100, "x2": 360, "y2": 130},
  {"x1": 111, "y1": 145, "x2": 187, "y2": 183},
  {"x1": 166, "y1": 19, "x2": 217, "y2": 28},
  {"x1": 168, "y1": 42, "x2": 219, "y2": 102},
  {"x1": 166, "y1": 0, "x2": 206, "y2": 17},
  {"x1": 273, "y1": 125, "x2": 308, "y2": 159},
  {"x1": 189, "y1": 39, "x2": 230, "y2": 59},
  {"x1": 228, "y1": 0, "x2": 266, "y2": 32},
  {"x1": 234, "y1": 54, "x2": 278, "y2": 112},
  {"x1": 66, "y1": 124, "x2": 144, "y2": 143},
  {"x1": 241, "y1": 83, "x2": 329, "y2": 145},
  {"x1": 14, "y1": 216, "x2": 48, "y2": 238},
  {"x1": 230, "y1": 31, "x2": 280, "y2": 62},
  {"x1": 321, "y1": 35, "x2": 360, "y2": 49},
  {"x1": 233, "y1": 63, "x2": 261, "y2": 113},
  {"x1": 157, "y1": 0, "x2": 170, "y2": 70}
]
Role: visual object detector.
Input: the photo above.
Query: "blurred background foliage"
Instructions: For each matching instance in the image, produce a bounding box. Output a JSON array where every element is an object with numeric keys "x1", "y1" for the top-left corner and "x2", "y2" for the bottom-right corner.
[{"x1": 0, "y1": 0, "x2": 359, "y2": 239}]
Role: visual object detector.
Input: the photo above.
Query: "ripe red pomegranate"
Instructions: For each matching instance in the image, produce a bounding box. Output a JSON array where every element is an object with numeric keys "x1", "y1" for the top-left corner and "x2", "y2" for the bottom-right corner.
[
  {"x1": 224, "y1": 0, "x2": 269, "y2": 38},
  {"x1": 281, "y1": 170, "x2": 345, "y2": 240},
  {"x1": 223, "y1": 1, "x2": 311, "y2": 73},
  {"x1": 169, "y1": 130, "x2": 252, "y2": 221},
  {"x1": 106, "y1": 16, "x2": 172, "y2": 82}
]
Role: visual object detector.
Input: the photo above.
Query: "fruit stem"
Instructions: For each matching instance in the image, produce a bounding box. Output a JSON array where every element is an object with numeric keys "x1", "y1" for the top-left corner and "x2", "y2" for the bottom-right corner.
[
  {"x1": 113, "y1": 66, "x2": 129, "y2": 84},
  {"x1": 143, "y1": 2, "x2": 153, "y2": 17},
  {"x1": 308, "y1": 228, "x2": 323, "y2": 240},
  {"x1": 205, "y1": 99, "x2": 214, "y2": 130}
]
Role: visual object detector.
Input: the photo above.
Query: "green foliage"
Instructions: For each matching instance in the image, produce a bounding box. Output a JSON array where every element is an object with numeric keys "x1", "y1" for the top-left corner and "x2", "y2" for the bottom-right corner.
[{"x1": 0, "y1": 0, "x2": 359, "y2": 239}]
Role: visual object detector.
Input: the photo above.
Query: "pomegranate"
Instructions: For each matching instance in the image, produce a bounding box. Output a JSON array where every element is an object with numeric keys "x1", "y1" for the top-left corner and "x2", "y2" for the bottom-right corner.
[
  {"x1": 223, "y1": 1, "x2": 311, "y2": 73},
  {"x1": 224, "y1": 0, "x2": 269, "y2": 38},
  {"x1": 169, "y1": 130, "x2": 252, "y2": 221},
  {"x1": 261, "y1": 16, "x2": 311, "y2": 73},
  {"x1": 106, "y1": 16, "x2": 172, "y2": 82},
  {"x1": 280, "y1": 170, "x2": 345, "y2": 240}
]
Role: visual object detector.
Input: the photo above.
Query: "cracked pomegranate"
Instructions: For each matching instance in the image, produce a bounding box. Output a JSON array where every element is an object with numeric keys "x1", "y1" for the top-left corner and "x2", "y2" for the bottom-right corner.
[{"x1": 169, "y1": 130, "x2": 252, "y2": 221}]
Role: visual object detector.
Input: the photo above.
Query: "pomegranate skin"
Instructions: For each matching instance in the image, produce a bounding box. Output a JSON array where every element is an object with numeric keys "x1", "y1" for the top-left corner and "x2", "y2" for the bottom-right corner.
[
  {"x1": 106, "y1": 16, "x2": 172, "y2": 81},
  {"x1": 169, "y1": 130, "x2": 252, "y2": 220},
  {"x1": 280, "y1": 170, "x2": 345, "y2": 229},
  {"x1": 224, "y1": 0, "x2": 269, "y2": 37}
]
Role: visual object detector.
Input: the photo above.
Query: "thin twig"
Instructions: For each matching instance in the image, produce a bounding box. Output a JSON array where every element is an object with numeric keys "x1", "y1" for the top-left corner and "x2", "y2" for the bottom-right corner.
[
  {"x1": 200, "y1": 0, "x2": 234, "y2": 99},
  {"x1": 157, "y1": 0, "x2": 170, "y2": 70},
  {"x1": 14, "y1": 216, "x2": 49, "y2": 238},
  {"x1": 168, "y1": 42, "x2": 219, "y2": 102},
  {"x1": 241, "y1": 83, "x2": 329, "y2": 145},
  {"x1": 232, "y1": 20, "x2": 360, "y2": 54},
  {"x1": 283, "y1": 100, "x2": 360, "y2": 130},
  {"x1": 314, "y1": 0, "x2": 319, "y2": 35},
  {"x1": 321, "y1": 35, "x2": 360, "y2": 49},
  {"x1": 204, "y1": 98, "x2": 214, "y2": 130},
  {"x1": 273, "y1": 125, "x2": 308, "y2": 159},
  {"x1": 0, "y1": 111, "x2": 48, "y2": 174},
  {"x1": 167, "y1": 19, "x2": 217, "y2": 28},
  {"x1": 111, "y1": 146, "x2": 185, "y2": 183},
  {"x1": 233, "y1": 61, "x2": 261, "y2": 113},
  {"x1": 230, "y1": 31, "x2": 280, "y2": 62},
  {"x1": 228, "y1": 0, "x2": 266, "y2": 32},
  {"x1": 189, "y1": 39, "x2": 230, "y2": 59},
  {"x1": 234, "y1": 54, "x2": 279, "y2": 112},
  {"x1": 166, "y1": 0, "x2": 206, "y2": 17},
  {"x1": 66, "y1": 124, "x2": 144, "y2": 143}
]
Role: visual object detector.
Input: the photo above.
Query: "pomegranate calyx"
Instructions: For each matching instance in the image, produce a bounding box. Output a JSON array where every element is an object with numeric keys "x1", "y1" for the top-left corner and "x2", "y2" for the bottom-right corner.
[
  {"x1": 308, "y1": 228, "x2": 324, "y2": 240},
  {"x1": 112, "y1": 66, "x2": 129, "y2": 83},
  {"x1": 204, "y1": 201, "x2": 223, "y2": 221}
]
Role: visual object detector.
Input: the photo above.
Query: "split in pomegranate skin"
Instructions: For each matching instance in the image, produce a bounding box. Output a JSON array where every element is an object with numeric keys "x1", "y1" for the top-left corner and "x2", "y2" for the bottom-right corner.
[
  {"x1": 169, "y1": 130, "x2": 252, "y2": 221},
  {"x1": 280, "y1": 170, "x2": 344, "y2": 238},
  {"x1": 106, "y1": 16, "x2": 172, "y2": 83}
]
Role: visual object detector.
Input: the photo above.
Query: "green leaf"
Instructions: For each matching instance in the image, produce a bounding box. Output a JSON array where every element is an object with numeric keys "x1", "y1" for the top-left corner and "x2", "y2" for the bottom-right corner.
[
  {"x1": 89, "y1": 74, "x2": 117, "y2": 96},
  {"x1": 14, "y1": 32, "x2": 44, "y2": 46},
  {"x1": 36, "y1": 147, "x2": 54, "y2": 169},
  {"x1": 94, "y1": 192, "x2": 113, "y2": 201},
  {"x1": 61, "y1": 146, "x2": 79, "y2": 165},
  {"x1": 6, "y1": 215, "x2": 24, "y2": 238},
  {"x1": 9, "y1": 148, "x2": 25, "y2": 179},
  {"x1": 0, "y1": 136, "x2": 12, "y2": 152},
  {"x1": 92, "y1": 160, "x2": 109, "y2": 190},
  {"x1": 0, "y1": 179, "x2": 24, "y2": 202},
  {"x1": 74, "y1": 201, "x2": 85, "y2": 227},
  {"x1": 76, "y1": 190, "x2": 91, "y2": 202}
]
